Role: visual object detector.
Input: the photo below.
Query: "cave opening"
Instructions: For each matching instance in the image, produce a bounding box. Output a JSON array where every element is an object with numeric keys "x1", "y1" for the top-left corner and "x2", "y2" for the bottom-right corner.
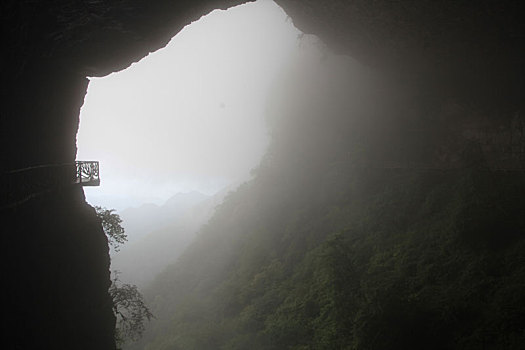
[
  {"x1": 76, "y1": 0, "x2": 301, "y2": 211},
  {"x1": 5, "y1": 1, "x2": 525, "y2": 349}
]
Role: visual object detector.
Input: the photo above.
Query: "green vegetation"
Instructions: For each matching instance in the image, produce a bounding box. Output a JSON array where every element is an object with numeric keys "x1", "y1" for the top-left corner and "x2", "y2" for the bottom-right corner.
[
  {"x1": 132, "y1": 167, "x2": 524, "y2": 349},
  {"x1": 95, "y1": 206, "x2": 154, "y2": 347}
]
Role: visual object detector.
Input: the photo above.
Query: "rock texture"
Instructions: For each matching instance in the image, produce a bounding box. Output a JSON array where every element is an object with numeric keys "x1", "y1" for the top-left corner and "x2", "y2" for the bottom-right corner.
[
  {"x1": 277, "y1": 0, "x2": 524, "y2": 109},
  {"x1": 1, "y1": 0, "x2": 523, "y2": 349}
]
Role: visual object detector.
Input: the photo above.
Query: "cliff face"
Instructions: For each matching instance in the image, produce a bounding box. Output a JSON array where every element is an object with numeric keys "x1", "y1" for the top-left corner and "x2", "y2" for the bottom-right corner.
[
  {"x1": 2, "y1": 1, "x2": 523, "y2": 349},
  {"x1": 2, "y1": 186, "x2": 115, "y2": 349}
]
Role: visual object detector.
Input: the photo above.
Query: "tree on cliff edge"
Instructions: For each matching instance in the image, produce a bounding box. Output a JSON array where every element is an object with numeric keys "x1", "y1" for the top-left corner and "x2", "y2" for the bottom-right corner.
[
  {"x1": 110, "y1": 272, "x2": 154, "y2": 347},
  {"x1": 95, "y1": 206, "x2": 128, "y2": 251},
  {"x1": 94, "y1": 206, "x2": 153, "y2": 348}
]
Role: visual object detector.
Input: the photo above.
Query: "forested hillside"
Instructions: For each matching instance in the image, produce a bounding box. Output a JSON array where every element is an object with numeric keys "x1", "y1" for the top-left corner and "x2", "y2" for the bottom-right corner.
[{"x1": 127, "y1": 38, "x2": 525, "y2": 349}]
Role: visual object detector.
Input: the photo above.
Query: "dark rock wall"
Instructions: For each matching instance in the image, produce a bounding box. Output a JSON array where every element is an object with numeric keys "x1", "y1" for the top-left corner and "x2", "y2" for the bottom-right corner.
[
  {"x1": 2, "y1": 187, "x2": 115, "y2": 349},
  {"x1": 1, "y1": 0, "x2": 523, "y2": 349},
  {"x1": 276, "y1": 0, "x2": 525, "y2": 111}
]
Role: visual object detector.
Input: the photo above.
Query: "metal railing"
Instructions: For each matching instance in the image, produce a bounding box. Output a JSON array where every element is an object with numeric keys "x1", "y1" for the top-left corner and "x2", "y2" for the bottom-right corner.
[{"x1": 75, "y1": 161, "x2": 100, "y2": 186}]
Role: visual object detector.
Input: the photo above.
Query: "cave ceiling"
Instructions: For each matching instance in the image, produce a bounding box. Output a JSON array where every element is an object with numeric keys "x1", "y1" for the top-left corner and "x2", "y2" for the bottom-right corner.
[{"x1": 2, "y1": 0, "x2": 524, "y2": 169}]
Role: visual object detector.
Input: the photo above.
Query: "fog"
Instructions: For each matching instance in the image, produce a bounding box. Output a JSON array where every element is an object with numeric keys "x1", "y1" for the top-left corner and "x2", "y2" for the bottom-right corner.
[
  {"x1": 4, "y1": 0, "x2": 522, "y2": 348},
  {"x1": 77, "y1": 0, "x2": 300, "y2": 210},
  {"x1": 70, "y1": 1, "x2": 525, "y2": 348}
]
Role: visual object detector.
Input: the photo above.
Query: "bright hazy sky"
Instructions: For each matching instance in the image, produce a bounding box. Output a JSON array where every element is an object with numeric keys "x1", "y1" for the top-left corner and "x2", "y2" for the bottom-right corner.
[{"x1": 77, "y1": 0, "x2": 300, "y2": 209}]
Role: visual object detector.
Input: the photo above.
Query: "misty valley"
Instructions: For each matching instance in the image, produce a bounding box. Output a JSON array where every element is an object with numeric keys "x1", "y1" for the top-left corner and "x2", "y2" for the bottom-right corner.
[
  {"x1": 4, "y1": 0, "x2": 525, "y2": 349},
  {"x1": 74, "y1": 2, "x2": 525, "y2": 350},
  {"x1": 88, "y1": 32, "x2": 525, "y2": 350}
]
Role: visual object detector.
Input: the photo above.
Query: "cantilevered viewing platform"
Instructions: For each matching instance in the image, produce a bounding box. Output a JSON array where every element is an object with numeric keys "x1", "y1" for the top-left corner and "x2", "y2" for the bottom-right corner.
[{"x1": 75, "y1": 161, "x2": 100, "y2": 186}]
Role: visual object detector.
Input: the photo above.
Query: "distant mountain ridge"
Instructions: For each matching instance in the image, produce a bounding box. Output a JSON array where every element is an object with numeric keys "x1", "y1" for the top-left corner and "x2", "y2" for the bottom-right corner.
[
  {"x1": 111, "y1": 188, "x2": 234, "y2": 287},
  {"x1": 119, "y1": 191, "x2": 209, "y2": 243}
]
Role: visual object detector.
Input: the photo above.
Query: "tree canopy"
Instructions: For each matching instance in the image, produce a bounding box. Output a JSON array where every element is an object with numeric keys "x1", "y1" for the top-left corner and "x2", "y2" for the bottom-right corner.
[{"x1": 95, "y1": 206, "x2": 127, "y2": 251}]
